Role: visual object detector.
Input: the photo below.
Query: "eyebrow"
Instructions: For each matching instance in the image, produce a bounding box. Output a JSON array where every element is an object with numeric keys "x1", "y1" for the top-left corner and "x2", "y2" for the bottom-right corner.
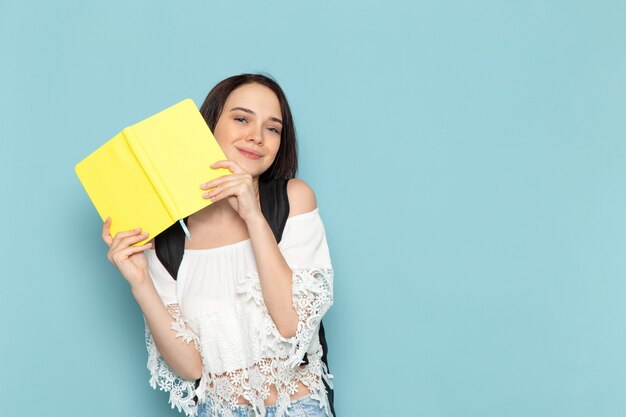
[{"x1": 230, "y1": 107, "x2": 283, "y2": 124}]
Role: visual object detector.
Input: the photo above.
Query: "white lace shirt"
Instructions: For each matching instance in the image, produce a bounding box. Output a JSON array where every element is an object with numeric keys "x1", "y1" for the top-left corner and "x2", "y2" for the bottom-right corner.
[{"x1": 144, "y1": 208, "x2": 334, "y2": 417}]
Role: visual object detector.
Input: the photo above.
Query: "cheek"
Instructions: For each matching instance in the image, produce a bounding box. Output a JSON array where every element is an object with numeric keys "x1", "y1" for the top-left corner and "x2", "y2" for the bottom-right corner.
[
  {"x1": 269, "y1": 137, "x2": 281, "y2": 157},
  {"x1": 265, "y1": 145, "x2": 280, "y2": 166},
  {"x1": 212, "y1": 122, "x2": 233, "y2": 155},
  {"x1": 212, "y1": 122, "x2": 226, "y2": 144}
]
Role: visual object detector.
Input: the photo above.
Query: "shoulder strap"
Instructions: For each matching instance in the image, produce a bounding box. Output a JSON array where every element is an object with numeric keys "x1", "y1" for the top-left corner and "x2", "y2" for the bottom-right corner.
[
  {"x1": 259, "y1": 178, "x2": 290, "y2": 243},
  {"x1": 154, "y1": 218, "x2": 186, "y2": 280}
]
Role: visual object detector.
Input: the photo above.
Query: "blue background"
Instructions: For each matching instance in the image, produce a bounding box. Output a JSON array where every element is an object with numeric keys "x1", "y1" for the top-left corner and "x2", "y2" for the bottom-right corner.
[{"x1": 1, "y1": 1, "x2": 626, "y2": 416}]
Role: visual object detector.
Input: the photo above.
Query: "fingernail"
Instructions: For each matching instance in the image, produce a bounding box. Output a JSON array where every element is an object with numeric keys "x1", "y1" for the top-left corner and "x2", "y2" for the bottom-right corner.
[
  {"x1": 135, "y1": 228, "x2": 141, "y2": 232},
  {"x1": 200, "y1": 183, "x2": 208, "y2": 189},
  {"x1": 203, "y1": 192, "x2": 210, "y2": 198}
]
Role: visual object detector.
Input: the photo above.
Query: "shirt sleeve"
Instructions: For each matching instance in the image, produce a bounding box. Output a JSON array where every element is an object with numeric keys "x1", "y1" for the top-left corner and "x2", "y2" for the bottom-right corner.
[
  {"x1": 277, "y1": 208, "x2": 334, "y2": 368},
  {"x1": 144, "y1": 251, "x2": 200, "y2": 417}
]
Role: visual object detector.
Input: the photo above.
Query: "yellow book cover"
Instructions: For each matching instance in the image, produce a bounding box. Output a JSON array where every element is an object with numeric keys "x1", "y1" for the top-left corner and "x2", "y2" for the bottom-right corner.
[{"x1": 75, "y1": 99, "x2": 229, "y2": 245}]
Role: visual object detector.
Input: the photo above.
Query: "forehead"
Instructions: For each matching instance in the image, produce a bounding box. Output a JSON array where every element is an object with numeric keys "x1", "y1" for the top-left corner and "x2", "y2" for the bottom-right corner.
[{"x1": 225, "y1": 83, "x2": 281, "y2": 115}]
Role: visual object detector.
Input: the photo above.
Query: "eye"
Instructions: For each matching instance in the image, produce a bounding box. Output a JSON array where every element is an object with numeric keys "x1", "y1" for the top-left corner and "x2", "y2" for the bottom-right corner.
[
  {"x1": 267, "y1": 126, "x2": 281, "y2": 135},
  {"x1": 234, "y1": 116, "x2": 248, "y2": 124}
]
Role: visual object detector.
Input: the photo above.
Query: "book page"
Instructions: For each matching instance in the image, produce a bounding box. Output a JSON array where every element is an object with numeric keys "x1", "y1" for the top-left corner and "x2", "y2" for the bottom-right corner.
[
  {"x1": 125, "y1": 99, "x2": 229, "y2": 221},
  {"x1": 75, "y1": 132, "x2": 172, "y2": 245}
]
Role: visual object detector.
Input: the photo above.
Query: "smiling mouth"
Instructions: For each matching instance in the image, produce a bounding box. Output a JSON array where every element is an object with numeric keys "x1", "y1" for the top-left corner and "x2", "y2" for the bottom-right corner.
[{"x1": 236, "y1": 147, "x2": 262, "y2": 160}]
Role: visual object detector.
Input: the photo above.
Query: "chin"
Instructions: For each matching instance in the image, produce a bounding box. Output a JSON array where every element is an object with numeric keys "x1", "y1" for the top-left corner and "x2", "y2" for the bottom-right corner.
[{"x1": 241, "y1": 162, "x2": 269, "y2": 178}]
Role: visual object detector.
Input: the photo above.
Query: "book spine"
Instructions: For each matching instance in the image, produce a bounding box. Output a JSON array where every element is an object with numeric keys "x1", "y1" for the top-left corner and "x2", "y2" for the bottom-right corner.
[{"x1": 123, "y1": 126, "x2": 181, "y2": 222}]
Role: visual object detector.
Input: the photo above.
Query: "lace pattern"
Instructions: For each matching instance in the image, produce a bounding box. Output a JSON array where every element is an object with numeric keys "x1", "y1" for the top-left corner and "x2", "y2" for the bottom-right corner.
[
  {"x1": 286, "y1": 267, "x2": 334, "y2": 368},
  {"x1": 168, "y1": 304, "x2": 201, "y2": 348},
  {"x1": 145, "y1": 267, "x2": 334, "y2": 417},
  {"x1": 238, "y1": 268, "x2": 334, "y2": 367},
  {"x1": 200, "y1": 352, "x2": 332, "y2": 417},
  {"x1": 145, "y1": 304, "x2": 200, "y2": 416}
]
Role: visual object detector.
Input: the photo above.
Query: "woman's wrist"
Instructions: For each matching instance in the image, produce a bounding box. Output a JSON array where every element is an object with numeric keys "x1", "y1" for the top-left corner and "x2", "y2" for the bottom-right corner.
[
  {"x1": 130, "y1": 273, "x2": 155, "y2": 298},
  {"x1": 244, "y1": 208, "x2": 266, "y2": 228}
]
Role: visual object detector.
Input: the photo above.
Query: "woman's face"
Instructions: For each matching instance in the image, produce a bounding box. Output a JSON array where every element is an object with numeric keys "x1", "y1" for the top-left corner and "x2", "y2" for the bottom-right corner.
[{"x1": 213, "y1": 83, "x2": 282, "y2": 178}]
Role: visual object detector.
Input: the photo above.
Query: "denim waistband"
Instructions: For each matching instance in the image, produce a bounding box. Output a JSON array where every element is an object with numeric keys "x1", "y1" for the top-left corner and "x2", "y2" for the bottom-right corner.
[
  {"x1": 200, "y1": 393, "x2": 331, "y2": 417},
  {"x1": 209, "y1": 393, "x2": 314, "y2": 412}
]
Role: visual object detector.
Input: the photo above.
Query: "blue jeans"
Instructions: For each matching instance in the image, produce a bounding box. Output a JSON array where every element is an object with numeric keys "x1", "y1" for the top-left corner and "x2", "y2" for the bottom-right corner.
[{"x1": 198, "y1": 394, "x2": 330, "y2": 417}]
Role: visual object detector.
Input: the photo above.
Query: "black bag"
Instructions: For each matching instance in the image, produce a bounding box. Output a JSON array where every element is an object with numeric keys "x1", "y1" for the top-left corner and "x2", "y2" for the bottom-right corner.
[{"x1": 155, "y1": 178, "x2": 335, "y2": 416}]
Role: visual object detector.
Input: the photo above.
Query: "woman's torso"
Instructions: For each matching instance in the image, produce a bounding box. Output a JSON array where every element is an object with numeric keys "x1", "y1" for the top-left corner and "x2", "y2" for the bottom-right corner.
[{"x1": 157, "y1": 202, "x2": 313, "y2": 406}]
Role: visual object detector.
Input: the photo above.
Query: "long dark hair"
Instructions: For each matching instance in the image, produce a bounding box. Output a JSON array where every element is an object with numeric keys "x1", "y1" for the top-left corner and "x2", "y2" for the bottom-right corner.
[{"x1": 199, "y1": 74, "x2": 298, "y2": 181}]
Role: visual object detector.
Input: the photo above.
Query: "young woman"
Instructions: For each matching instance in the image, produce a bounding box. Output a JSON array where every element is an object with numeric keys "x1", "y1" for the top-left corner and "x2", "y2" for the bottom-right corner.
[{"x1": 101, "y1": 74, "x2": 335, "y2": 417}]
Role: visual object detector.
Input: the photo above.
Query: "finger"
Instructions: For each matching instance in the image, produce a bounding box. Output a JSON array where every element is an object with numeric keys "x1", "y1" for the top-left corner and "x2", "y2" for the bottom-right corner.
[
  {"x1": 112, "y1": 231, "x2": 149, "y2": 248},
  {"x1": 109, "y1": 233, "x2": 150, "y2": 261},
  {"x1": 111, "y1": 227, "x2": 144, "y2": 243},
  {"x1": 111, "y1": 230, "x2": 149, "y2": 252},
  {"x1": 205, "y1": 183, "x2": 247, "y2": 202},
  {"x1": 211, "y1": 160, "x2": 246, "y2": 174},
  {"x1": 201, "y1": 173, "x2": 251, "y2": 190},
  {"x1": 102, "y1": 217, "x2": 113, "y2": 247},
  {"x1": 112, "y1": 242, "x2": 153, "y2": 263},
  {"x1": 203, "y1": 181, "x2": 246, "y2": 201}
]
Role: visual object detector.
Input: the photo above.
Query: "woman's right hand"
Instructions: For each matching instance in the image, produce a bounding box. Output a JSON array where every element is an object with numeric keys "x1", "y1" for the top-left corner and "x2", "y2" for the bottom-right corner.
[{"x1": 102, "y1": 217, "x2": 153, "y2": 289}]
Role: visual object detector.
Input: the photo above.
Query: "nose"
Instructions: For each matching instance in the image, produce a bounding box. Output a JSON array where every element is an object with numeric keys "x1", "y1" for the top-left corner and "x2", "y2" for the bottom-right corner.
[{"x1": 246, "y1": 124, "x2": 264, "y2": 145}]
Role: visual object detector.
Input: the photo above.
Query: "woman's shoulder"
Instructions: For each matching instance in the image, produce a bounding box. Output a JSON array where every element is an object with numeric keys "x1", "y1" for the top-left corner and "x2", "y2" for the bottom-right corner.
[{"x1": 286, "y1": 178, "x2": 317, "y2": 217}]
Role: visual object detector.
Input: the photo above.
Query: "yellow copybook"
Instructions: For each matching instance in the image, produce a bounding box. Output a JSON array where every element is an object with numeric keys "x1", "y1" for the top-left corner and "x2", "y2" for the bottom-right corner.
[{"x1": 75, "y1": 99, "x2": 229, "y2": 245}]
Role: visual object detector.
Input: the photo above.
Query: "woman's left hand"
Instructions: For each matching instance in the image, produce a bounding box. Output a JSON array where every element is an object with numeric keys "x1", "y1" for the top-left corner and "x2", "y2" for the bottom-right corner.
[{"x1": 200, "y1": 160, "x2": 262, "y2": 222}]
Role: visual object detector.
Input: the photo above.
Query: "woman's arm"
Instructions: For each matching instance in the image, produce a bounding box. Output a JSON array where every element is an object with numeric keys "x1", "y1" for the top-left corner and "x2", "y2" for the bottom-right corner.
[
  {"x1": 131, "y1": 278, "x2": 203, "y2": 380},
  {"x1": 102, "y1": 219, "x2": 203, "y2": 380},
  {"x1": 245, "y1": 179, "x2": 317, "y2": 338},
  {"x1": 201, "y1": 161, "x2": 317, "y2": 338}
]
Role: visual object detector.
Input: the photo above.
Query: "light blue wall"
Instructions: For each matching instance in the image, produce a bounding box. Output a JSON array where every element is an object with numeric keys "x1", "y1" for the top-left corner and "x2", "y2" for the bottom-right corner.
[{"x1": 2, "y1": 1, "x2": 625, "y2": 416}]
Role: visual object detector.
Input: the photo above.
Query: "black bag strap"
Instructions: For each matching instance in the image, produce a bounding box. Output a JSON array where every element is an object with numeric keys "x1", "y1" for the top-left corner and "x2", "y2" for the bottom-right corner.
[
  {"x1": 259, "y1": 178, "x2": 290, "y2": 243},
  {"x1": 154, "y1": 178, "x2": 335, "y2": 416},
  {"x1": 154, "y1": 216, "x2": 187, "y2": 280}
]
